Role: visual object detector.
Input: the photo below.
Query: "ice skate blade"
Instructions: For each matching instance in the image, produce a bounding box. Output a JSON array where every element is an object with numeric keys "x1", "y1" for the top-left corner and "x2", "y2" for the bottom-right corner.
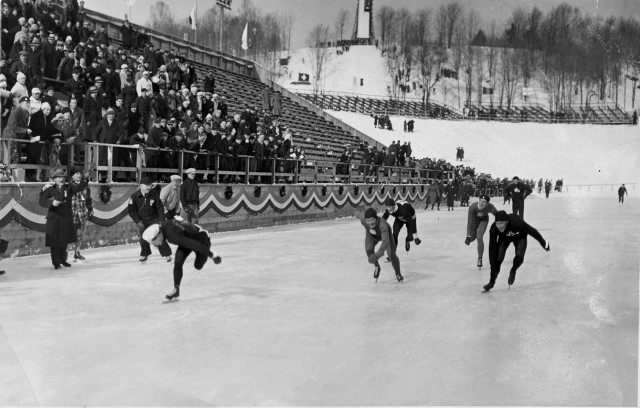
[{"x1": 162, "y1": 298, "x2": 180, "y2": 304}]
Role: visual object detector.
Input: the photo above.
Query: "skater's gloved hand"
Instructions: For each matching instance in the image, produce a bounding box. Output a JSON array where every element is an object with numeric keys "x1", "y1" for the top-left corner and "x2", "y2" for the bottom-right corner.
[
  {"x1": 414, "y1": 237, "x2": 421, "y2": 245},
  {"x1": 88, "y1": 211, "x2": 93, "y2": 221},
  {"x1": 367, "y1": 254, "x2": 378, "y2": 264},
  {"x1": 464, "y1": 236, "x2": 471, "y2": 246},
  {"x1": 137, "y1": 221, "x2": 145, "y2": 232},
  {"x1": 543, "y1": 240, "x2": 550, "y2": 251}
]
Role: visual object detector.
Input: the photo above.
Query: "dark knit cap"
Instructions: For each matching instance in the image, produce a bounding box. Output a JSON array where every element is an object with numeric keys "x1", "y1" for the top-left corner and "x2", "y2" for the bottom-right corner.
[
  {"x1": 495, "y1": 211, "x2": 509, "y2": 222},
  {"x1": 384, "y1": 198, "x2": 395, "y2": 206},
  {"x1": 364, "y1": 208, "x2": 378, "y2": 219}
]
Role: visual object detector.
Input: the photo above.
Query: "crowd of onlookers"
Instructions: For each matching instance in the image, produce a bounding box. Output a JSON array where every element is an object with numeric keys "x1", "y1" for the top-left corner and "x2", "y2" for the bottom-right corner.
[{"x1": 0, "y1": 0, "x2": 308, "y2": 184}]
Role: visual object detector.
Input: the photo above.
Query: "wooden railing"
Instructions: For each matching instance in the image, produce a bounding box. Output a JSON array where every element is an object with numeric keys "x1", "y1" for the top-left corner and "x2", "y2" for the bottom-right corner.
[{"x1": 1, "y1": 139, "x2": 453, "y2": 185}]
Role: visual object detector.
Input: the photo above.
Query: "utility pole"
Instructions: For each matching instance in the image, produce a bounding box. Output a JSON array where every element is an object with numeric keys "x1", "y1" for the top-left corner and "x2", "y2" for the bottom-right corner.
[{"x1": 216, "y1": 0, "x2": 232, "y2": 52}]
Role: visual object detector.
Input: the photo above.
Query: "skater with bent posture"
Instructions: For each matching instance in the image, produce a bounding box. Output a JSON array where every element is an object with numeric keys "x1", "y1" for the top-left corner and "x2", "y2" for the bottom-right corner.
[
  {"x1": 143, "y1": 218, "x2": 222, "y2": 300},
  {"x1": 356, "y1": 207, "x2": 404, "y2": 283},
  {"x1": 382, "y1": 197, "x2": 422, "y2": 253},
  {"x1": 483, "y1": 211, "x2": 550, "y2": 292}
]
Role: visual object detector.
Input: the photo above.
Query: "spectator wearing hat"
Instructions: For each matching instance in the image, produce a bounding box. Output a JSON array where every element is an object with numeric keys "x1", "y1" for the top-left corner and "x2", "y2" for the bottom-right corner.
[
  {"x1": 51, "y1": 106, "x2": 80, "y2": 164},
  {"x1": 95, "y1": 24, "x2": 109, "y2": 47},
  {"x1": 56, "y1": 47, "x2": 76, "y2": 81},
  {"x1": 134, "y1": 87, "x2": 154, "y2": 131},
  {"x1": 10, "y1": 30, "x2": 29, "y2": 61},
  {"x1": 61, "y1": 68, "x2": 85, "y2": 105},
  {"x1": 127, "y1": 176, "x2": 171, "y2": 263},
  {"x1": 39, "y1": 168, "x2": 90, "y2": 269},
  {"x1": 101, "y1": 63, "x2": 120, "y2": 107},
  {"x1": 465, "y1": 195, "x2": 498, "y2": 267},
  {"x1": 83, "y1": 85, "x2": 101, "y2": 138},
  {"x1": 26, "y1": 101, "x2": 52, "y2": 179},
  {"x1": 69, "y1": 167, "x2": 93, "y2": 261},
  {"x1": 144, "y1": 116, "x2": 164, "y2": 173},
  {"x1": 41, "y1": 86, "x2": 58, "y2": 112},
  {"x1": 28, "y1": 86, "x2": 42, "y2": 114},
  {"x1": 180, "y1": 168, "x2": 200, "y2": 223},
  {"x1": 424, "y1": 179, "x2": 441, "y2": 211},
  {"x1": 136, "y1": 70, "x2": 152, "y2": 97},
  {"x1": 504, "y1": 176, "x2": 532, "y2": 218},
  {"x1": 117, "y1": 19, "x2": 132, "y2": 49},
  {"x1": 93, "y1": 107, "x2": 120, "y2": 181},
  {"x1": 166, "y1": 127, "x2": 187, "y2": 169},
  {"x1": 27, "y1": 36, "x2": 43, "y2": 83},
  {"x1": 2, "y1": 96, "x2": 32, "y2": 175},
  {"x1": 40, "y1": 32, "x2": 57, "y2": 78},
  {"x1": 270, "y1": 90, "x2": 282, "y2": 118},
  {"x1": 202, "y1": 69, "x2": 215, "y2": 94},
  {"x1": 160, "y1": 175, "x2": 182, "y2": 219},
  {"x1": 10, "y1": 52, "x2": 33, "y2": 91}
]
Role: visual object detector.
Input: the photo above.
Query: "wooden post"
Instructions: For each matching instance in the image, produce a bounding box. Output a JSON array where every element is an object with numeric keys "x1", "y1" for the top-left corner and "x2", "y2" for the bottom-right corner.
[
  {"x1": 271, "y1": 158, "x2": 276, "y2": 184},
  {"x1": 135, "y1": 148, "x2": 142, "y2": 183},
  {"x1": 107, "y1": 145, "x2": 113, "y2": 183},
  {"x1": 214, "y1": 154, "x2": 219, "y2": 184},
  {"x1": 244, "y1": 156, "x2": 250, "y2": 184}
]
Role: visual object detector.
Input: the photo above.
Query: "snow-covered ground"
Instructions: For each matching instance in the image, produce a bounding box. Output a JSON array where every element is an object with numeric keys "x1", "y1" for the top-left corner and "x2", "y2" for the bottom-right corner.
[
  {"x1": 0, "y1": 194, "x2": 637, "y2": 406},
  {"x1": 327, "y1": 110, "x2": 640, "y2": 186}
]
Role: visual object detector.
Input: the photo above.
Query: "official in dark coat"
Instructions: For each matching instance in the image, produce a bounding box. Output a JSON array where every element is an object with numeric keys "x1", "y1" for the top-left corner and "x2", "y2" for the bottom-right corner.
[
  {"x1": 38, "y1": 168, "x2": 90, "y2": 269},
  {"x1": 127, "y1": 176, "x2": 171, "y2": 262}
]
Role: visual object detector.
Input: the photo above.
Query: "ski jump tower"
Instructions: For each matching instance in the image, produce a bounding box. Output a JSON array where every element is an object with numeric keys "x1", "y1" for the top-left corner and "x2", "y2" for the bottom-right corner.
[{"x1": 351, "y1": 0, "x2": 375, "y2": 45}]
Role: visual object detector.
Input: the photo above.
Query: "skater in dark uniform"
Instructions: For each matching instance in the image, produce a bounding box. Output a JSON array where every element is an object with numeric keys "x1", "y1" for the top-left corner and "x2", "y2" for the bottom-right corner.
[
  {"x1": 505, "y1": 176, "x2": 532, "y2": 218},
  {"x1": 618, "y1": 184, "x2": 628, "y2": 204},
  {"x1": 127, "y1": 177, "x2": 172, "y2": 263},
  {"x1": 356, "y1": 207, "x2": 404, "y2": 283},
  {"x1": 382, "y1": 197, "x2": 421, "y2": 253},
  {"x1": 482, "y1": 211, "x2": 550, "y2": 292},
  {"x1": 143, "y1": 219, "x2": 222, "y2": 300},
  {"x1": 465, "y1": 195, "x2": 498, "y2": 267}
]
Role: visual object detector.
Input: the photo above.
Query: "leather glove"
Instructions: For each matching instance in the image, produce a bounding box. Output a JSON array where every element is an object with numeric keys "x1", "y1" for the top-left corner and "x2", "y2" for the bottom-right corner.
[
  {"x1": 367, "y1": 254, "x2": 378, "y2": 264},
  {"x1": 465, "y1": 237, "x2": 471, "y2": 246}
]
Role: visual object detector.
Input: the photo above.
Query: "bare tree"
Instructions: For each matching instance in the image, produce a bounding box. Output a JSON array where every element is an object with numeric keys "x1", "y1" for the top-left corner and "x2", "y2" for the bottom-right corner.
[
  {"x1": 306, "y1": 24, "x2": 330, "y2": 102},
  {"x1": 334, "y1": 8, "x2": 349, "y2": 42},
  {"x1": 376, "y1": 6, "x2": 395, "y2": 50},
  {"x1": 445, "y1": 2, "x2": 463, "y2": 48}
]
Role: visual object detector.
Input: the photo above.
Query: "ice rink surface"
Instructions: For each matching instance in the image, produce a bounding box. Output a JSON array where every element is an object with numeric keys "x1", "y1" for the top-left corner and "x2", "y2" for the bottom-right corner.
[{"x1": 0, "y1": 193, "x2": 638, "y2": 406}]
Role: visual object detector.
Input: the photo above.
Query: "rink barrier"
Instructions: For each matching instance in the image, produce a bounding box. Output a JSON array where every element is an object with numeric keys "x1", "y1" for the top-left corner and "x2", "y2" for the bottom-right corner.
[{"x1": 0, "y1": 183, "x2": 431, "y2": 257}]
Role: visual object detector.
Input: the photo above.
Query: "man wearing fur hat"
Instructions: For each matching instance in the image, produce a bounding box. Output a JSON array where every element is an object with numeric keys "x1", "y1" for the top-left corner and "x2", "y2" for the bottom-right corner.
[
  {"x1": 482, "y1": 210, "x2": 550, "y2": 292},
  {"x1": 356, "y1": 207, "x2": 404, "y2": 283}
]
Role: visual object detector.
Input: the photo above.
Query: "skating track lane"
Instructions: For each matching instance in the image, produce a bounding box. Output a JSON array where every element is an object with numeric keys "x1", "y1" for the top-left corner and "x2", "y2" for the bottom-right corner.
[{"x1": 0, "y1": 193, "x2": 637, "y2": 406}]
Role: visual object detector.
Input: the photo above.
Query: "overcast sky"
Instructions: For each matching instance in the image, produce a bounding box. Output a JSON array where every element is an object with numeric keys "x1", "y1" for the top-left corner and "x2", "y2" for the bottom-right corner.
[{"x1": 90, "y1": 0, "x2": 639, "y2": 50}]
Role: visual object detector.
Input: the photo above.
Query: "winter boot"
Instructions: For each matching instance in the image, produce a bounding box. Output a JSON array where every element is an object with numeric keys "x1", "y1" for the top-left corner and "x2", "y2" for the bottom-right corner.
[{"x1": 165, "y1": 287, "x2": 180, "y2": 300}]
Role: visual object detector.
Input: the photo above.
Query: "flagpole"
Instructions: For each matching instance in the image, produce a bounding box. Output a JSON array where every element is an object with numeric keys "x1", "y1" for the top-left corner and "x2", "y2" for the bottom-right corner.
[{"x1": 194, "y1": 0, "x2": 197, "y2": 44}]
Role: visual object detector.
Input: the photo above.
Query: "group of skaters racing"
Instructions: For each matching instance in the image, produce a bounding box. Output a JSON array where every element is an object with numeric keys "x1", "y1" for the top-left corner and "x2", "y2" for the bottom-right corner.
[{"x1": 359, "y1": 175, "x2": 551, "y2": 292}]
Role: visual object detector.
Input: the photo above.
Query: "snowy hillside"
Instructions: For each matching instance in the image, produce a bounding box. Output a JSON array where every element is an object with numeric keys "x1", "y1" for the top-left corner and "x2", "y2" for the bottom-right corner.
[
  {"x1": 274, "y1": 45, "x2": 392, "y2": 98},
  {"x1": 271, "y1": 44, "x2": 639, "y2": 186},
  {"x1": 327, "y1": 110, "x2": 639, "y2": 186}
]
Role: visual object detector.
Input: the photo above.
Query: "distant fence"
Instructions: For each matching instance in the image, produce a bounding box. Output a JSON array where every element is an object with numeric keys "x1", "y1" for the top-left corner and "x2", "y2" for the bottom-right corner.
[{"x1": 562, "y1": 183, "x2": 636, "y2": 192}]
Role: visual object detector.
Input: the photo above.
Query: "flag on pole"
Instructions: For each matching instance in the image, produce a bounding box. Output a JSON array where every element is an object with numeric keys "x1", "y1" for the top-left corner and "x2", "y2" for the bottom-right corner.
[
  {"x1": 189, "y1": 1, "x2": 197, "y2": 30},
  {"x1": 241, "y1": 23, "x2": 249, "y2": 51}
]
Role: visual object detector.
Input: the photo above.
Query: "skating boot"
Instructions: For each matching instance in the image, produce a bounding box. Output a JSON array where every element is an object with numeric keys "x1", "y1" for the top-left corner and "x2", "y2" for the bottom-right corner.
[
  {"x1": 396, "y1": 272, "x2": 404, "y2": 283},
  {"x1": 477, "y1": 257, "x2": 482, "y2": 268},
  {"x1": 405, "y1": 240, "x2": 410, "y2": 252},
  {"x1": 74, "y1": 251, "x2": 85, "y2": 261},
  {"x1": 373, "y1": 265, "x2": 381, "y2": 283},
  {"x1": 508, "y1": 270, "x2": 516, "y2": 288},
  {"x1": 0, "y1": 270, "x2": 4, "y2": 275},
  {"x1": 165, "y1": 287, "x2": 180, "y2": 300},
  {"x1": 482, "y1": 281, "x2": 494, "y2": 292},
  {"x1": 61, "y1": 261, "x2": 72, "y2": 267},
  {"x1": 139, "y1": 256, "x2": 148, "y2": 263}
]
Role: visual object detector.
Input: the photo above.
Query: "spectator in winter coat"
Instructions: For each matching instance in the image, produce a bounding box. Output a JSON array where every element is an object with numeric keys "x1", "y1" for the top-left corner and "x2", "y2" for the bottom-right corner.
[{"x1": 180, "y1": 168, "x2": 200, "y2": 223}]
